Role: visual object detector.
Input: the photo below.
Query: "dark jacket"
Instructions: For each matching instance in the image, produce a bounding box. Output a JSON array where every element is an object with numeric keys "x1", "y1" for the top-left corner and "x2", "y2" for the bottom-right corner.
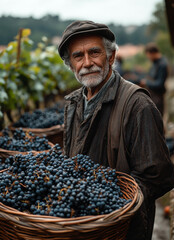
[
  {"x1": 145, "y1": 57, "x2": 168, "y2": 115},
  {"x1": 145, "y1": 57, "x2": 168, "y2": 94},
  {"x1": 64, "y1": 71, "x2": 174, "y2": 240}
]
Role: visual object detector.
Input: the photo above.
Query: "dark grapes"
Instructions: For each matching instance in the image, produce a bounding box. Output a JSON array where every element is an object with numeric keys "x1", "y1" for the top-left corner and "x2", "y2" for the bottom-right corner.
[
  {"x1": 13, "y1": 104, "x2": 64, "y2": 129},
  {"x1": 0, "y1": 128, "x2": 51, "y2": 152},
  {"x1": 0, "y1": 145, "x2": 132, "y2": 218}
]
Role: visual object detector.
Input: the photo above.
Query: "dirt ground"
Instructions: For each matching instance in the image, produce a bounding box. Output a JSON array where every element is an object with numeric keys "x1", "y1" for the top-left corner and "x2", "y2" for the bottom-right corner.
[{"x1": 152, "y1": 201, "x2": 170, "y2": 240}]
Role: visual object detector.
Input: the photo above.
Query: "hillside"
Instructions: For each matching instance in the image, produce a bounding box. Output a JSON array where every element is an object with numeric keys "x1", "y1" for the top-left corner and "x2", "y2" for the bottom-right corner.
[{"x1": 0, "y1": 15, "x2": 154, "y2": 47}]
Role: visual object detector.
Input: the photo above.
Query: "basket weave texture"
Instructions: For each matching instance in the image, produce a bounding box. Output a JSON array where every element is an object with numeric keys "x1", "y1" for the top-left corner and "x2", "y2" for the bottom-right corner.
[
  {"x1": 0, "y1": 172, "x2": 143, "y2": 240},
  {"x1": 9, "y1": 125, "x2": 64, "y2": 147}
]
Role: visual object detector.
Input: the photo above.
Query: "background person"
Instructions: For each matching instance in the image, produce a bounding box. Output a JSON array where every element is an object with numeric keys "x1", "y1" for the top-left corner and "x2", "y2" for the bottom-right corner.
[
  {"x1": 58, "y1": 20, "x2": 174, "y2": 240},
  {"x1": 139, "y1": 43, "x2": 169, "y2": 116}
]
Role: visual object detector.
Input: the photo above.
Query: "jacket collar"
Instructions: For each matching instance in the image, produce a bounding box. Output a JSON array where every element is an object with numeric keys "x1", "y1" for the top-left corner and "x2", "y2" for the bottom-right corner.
[
  {"x1": 64, "y1": 87, "x2": 83, "y2": 102},
  {"x1": 64, "y1": 70, "x2": 121, "y2": 104}
]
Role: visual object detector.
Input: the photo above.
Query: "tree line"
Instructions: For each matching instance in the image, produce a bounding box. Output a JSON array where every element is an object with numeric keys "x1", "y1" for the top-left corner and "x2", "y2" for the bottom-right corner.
[{"x1": 0, "y1": 15, "x2": 154, "y2": 47}]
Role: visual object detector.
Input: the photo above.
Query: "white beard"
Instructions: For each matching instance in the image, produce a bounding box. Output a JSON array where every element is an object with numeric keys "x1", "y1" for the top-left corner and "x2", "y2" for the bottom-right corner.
[{"x1": 74, "y1": 61, "x2": 110, "y2": 88}]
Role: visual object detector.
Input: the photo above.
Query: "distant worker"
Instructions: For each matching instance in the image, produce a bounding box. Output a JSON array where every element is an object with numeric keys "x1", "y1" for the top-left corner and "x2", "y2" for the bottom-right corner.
[{"x1": 139, "y1": 43, "x2": 168, "y2": 116}]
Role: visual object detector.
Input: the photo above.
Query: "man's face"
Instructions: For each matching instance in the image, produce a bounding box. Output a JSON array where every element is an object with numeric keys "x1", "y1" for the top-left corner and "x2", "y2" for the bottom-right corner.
[
  {"x1": 146, "y1": 52, "x2": 155, "y2": 61},
  {"x1": 68, "y1": 35, "x2": 112, "y2": 88}
]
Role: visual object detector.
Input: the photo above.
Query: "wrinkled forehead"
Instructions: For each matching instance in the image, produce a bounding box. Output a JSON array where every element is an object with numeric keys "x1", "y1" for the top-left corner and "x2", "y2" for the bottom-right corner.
[{"x1": 68, "y1": 34, "x2": 104, "y2": 53}]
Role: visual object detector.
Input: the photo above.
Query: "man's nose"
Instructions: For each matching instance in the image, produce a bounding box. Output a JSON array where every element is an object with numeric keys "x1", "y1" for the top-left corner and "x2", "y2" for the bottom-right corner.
[{"x1": 83, "y1": 54, "x2": 93, "y2": 68}]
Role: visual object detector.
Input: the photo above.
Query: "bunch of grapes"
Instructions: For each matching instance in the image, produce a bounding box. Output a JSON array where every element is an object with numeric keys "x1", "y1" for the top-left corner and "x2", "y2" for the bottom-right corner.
[
  {"x1": 13, "y1": 105, "x2": 64, "y2": 129},
  {"x1": 0, "y1": 128, "x2": 51, "y2": 152},
  {"x1": 0, "y1": 145, "x2": 131, "y2": 218}
]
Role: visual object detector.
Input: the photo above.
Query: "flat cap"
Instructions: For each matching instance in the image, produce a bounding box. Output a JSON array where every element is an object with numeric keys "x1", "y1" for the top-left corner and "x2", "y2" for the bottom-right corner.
[{"x1": 58, "y1": 20, "x2": 116, "y2": 59}]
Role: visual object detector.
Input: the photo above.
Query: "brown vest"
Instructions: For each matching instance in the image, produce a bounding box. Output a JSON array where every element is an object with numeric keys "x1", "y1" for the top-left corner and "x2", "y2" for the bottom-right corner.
[{"x1": 107, "y1": 78, "x2": 149, "y2": 171}]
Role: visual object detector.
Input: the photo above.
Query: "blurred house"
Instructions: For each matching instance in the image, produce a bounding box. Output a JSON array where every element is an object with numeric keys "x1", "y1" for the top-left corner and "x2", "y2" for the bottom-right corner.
[{"x1": 117, "y1": 44, "x2": 144, "y2": 58}]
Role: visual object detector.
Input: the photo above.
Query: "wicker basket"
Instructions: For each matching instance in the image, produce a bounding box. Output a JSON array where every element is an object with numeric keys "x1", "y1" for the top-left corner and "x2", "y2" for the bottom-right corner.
[
  {"x1": 0, "y1": 172, "x2": 143, "y2": 240},
  {"x1": 0, "y1": 141, "x2": 54, "y2": 159},
  {"x1": 9, "y1": 125, "x2": 64, "y2": 147}
]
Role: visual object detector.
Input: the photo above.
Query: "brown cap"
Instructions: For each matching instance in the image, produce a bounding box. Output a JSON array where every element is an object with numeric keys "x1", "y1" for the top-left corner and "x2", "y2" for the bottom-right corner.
[{"x1": 58, "y1": 20, "x2": 116, "y2": 59}]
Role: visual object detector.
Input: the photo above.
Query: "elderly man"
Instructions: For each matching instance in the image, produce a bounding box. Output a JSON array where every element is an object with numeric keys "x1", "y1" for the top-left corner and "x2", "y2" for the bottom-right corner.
[{"x1": 58, "y1": 21, "x2": 174, "y2": 240}]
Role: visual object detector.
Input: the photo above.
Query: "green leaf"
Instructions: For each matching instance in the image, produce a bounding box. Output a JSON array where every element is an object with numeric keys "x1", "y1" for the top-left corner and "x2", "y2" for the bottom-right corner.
[
  {"x1": 0, "y1": 52, "x2": 9, "y2": 64},
  {"x1": 42, "y1": 36, "x2": 48, "y2": 42},
  {"x1": 34, "y1": 82, "x2": 44, "y2": 91},
  {"x1": 0, "y1": 110, "x2": 3, "y2": 119},
  {"x1": 6, "y1": 80, "x2": 17, "y2": 91},
  {"x1": 0, "y1": 78, "x2": 5, "y2": 84},
  {"x1": 6, "y1": 45, "x2": 14, "y2": 53},
  {"x1": 23, "y1": 39, "x2": 34, "y2": 48},
  {"x1": 22, "y1": 29, "x2": 31, "y2": 37},
  {"x1": 0, "y1": 90, "x2": 8, "y2": 102}
]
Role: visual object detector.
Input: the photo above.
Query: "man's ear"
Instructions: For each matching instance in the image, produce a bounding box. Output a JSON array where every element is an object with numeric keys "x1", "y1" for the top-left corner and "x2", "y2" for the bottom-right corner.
[{"x1": 109, "y1": 50, "x2": 116, "y2": 66}]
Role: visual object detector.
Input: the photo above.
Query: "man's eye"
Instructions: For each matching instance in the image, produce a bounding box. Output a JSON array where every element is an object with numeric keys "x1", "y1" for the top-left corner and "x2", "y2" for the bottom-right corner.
[
  {"x1": 90, "y1": 51, "x2": 101, "y2": 57},
  {"x1": 74, "y1": 54, "x2": 83, "y2": 61}
]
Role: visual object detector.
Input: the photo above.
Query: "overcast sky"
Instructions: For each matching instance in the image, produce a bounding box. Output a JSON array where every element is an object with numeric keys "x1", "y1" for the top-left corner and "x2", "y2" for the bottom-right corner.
[{"x1": 0, "y1": 0, "x2": 161, "y2": 25}]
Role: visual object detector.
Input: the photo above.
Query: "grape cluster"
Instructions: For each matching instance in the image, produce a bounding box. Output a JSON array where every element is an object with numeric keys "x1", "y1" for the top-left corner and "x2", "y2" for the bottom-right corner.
[
  {"x1": 0, "y1": 128, "x2": 51, "y2": 152},
  {"x1": 13, "y1": 105, "x2": 64, "y2": 129},
  {"x1": 0, "y1": 146, "x2": 131, "y2": 218}
]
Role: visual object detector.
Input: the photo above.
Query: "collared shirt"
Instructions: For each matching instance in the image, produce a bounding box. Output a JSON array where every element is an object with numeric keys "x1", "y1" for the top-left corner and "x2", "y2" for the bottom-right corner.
[{"x1": 82, "y1": 71, "x2": 115, "y2": 119}]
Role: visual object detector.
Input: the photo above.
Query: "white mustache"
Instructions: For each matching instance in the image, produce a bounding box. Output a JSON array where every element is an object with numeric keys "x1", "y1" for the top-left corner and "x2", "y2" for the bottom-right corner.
[{"x1": 79, "y1": 66, "x2": 102, "y2": 76}]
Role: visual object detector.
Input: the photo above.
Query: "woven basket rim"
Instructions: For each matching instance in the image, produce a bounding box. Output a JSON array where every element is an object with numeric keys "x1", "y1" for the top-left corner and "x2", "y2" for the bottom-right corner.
[
  {"x1": 0, "y1": 171, "x2": 143, "y2": 226},
  {"x1": 0, "y1": 141, "x2": 55, "y2": 156},
  {"x1": 9, "y1": 124, "x2": 64, "y2": 133}
]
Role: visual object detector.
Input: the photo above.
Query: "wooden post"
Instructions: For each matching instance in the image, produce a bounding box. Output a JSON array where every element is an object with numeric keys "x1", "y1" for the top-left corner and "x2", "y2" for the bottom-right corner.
[
  {"x1": 165, "y1": 0, "x2": 174, "y2": 47},
  {"x1": 16, "y1": 28, "x2": 23, "y2": 66},
  {"x1": 170, "y1": 188, "x2": 174, "y2": 239}
]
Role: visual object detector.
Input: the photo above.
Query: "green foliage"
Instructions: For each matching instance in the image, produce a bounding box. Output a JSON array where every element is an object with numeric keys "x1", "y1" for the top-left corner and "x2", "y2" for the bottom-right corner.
[
  {"x1": 155, "y1": 31, "x2": 174, "y2": 62},
  {"x1": 148, "y1": 1, "x2": 174, "y2": 61},
  {"x1": 0, "y1": 29, "x2": 78, "y2": 126},
  {"x1": 148, "y1": 2, "x2": 168, "y2": 33},
  {"x1": 0, "y1": 15, "x2": 154, "y2": 47}
]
